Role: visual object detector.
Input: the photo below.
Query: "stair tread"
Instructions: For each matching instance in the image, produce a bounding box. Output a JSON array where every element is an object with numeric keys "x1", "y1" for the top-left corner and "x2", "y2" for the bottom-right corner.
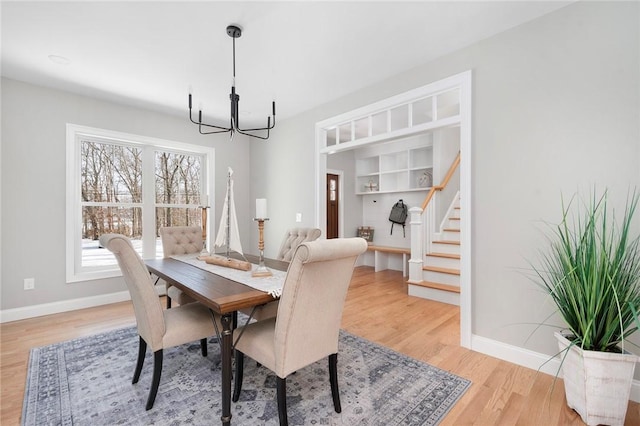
[
  {"x1": 423, "y1": 265, "x2": 460, "y2": 275},
  {"x1": 449, "y1": 217, "x2": 460, "y2": 221},
  {"x1": 410, "y1": 281, "x2": 461, "y2": 293},
  {"x1": 433, "y1": 240, "x2": 460, "y2": 245},
  {"x1": 426, "y1": 252, "x2": 460, "y2": 259},
  {"x1": 443, "y1": 228, "x2": 460, "y2": 232}
]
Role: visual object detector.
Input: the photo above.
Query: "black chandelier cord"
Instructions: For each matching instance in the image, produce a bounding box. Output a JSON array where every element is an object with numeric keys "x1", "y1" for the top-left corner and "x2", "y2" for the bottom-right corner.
[
  {"x1": 232, "y1": 32, "x2": 236, "y2": 81},
  {"x1": 188, "y1": 25, "x2": 276, "y2": 140}
]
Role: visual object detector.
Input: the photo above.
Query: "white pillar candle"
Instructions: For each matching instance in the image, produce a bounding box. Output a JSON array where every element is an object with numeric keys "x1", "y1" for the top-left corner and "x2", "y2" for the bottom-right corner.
[
  {"x1": 202, "y1": 194, "x2": 209, "y2": 206},
  {"x1": 256, "y1": 198, "x2": 267, "y2": 218}
]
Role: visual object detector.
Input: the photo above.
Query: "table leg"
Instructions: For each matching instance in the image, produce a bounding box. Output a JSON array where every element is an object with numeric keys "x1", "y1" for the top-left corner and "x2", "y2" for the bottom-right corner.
[{"x1": 220, "y1": 313, "x2": 233, "y2": 425}]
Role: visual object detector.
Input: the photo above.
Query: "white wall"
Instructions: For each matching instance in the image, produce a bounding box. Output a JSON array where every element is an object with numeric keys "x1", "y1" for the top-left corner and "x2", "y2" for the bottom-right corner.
[
  {"x1": 250, "y1": 1, "x2": 640, "y2": 359},
  {"x1": 0, "y1": 78, "x2": 251, "y2": 311}
]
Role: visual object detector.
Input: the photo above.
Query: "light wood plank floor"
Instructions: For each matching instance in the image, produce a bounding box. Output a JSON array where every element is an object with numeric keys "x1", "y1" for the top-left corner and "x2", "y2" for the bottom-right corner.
[{"x1": 2, "y1": 267, "x2": 638, "y2": 425}]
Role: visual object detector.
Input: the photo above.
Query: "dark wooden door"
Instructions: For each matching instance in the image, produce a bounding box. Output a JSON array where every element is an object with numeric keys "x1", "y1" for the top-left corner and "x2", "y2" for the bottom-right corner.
[{"x1": 326, "y1": 173, "x2": 339, "y2": 239}]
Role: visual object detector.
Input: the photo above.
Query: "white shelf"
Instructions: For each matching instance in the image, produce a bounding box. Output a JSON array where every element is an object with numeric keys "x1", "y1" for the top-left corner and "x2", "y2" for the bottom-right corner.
[
  {"x1": 356, "y1": 187, "x2": 430, "y2": 196},
  {"x1": 355, "y1": 145, "x2": 432, "y2": 194}
]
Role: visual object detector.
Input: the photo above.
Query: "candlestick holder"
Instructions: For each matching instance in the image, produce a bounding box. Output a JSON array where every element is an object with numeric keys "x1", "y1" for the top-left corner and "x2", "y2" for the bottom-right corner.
[
  {"x1": 200, "y1": 205, "x2": 210, "y2": 256},
  {"x1": 252, "y1": 218, "x2": 272, "y2": 277}
]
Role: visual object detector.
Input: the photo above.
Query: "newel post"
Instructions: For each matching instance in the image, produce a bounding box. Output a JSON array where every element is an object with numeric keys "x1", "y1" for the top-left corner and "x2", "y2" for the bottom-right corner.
[{"x1": 408, "y1": 206, "x2": 424, "y2": 284}]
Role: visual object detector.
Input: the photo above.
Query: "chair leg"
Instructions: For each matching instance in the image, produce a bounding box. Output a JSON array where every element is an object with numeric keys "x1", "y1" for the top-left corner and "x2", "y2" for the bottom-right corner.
[
  {"x1": 328, "y1": 353, "x2": 341, "y2": 413},
  {"x1": 277, "y1": 376, "x2": 288, "y2": 426},
  {"x1": 232, "y1": 350, "x2": 244, "y2": 402},
  {"x1": 145, "y1": 350, "x2": 163, "y2": 410},
  {"x1": 200, "y1": 338, "x2": 208, "y2": 357},
  {"x1": 132, "y1": 336, "x2": 147, "y2": 384},
  {"x1": 166, "y1": 295, "x2": 172, "y2": 309}
]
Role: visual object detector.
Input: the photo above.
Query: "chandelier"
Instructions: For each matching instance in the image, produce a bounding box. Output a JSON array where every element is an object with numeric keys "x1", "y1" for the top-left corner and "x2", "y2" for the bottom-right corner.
[{"x1": 188, "y1": 25, "x2": 276, "y2": 140}]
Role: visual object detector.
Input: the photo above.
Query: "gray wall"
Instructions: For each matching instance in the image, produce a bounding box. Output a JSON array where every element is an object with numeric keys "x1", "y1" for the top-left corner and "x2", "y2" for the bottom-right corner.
[
  {"x1": 0, "y1": 78, "x2": 251, "y2": 309},
  {"x1": 248, "y1": 107, "x2": 322, "y2": 253},
  {"x1": 250, "y1": 0, "x2": 640, "y2": 356}
]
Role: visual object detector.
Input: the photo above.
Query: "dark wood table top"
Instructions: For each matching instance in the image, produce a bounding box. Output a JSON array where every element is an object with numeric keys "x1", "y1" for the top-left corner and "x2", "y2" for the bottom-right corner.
[{"x1": 145, "y1": 254, "x2": 288, "y2": 315}]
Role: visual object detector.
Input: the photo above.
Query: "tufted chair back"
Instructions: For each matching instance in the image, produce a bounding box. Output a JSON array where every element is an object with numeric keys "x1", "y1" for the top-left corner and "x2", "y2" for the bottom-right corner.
[
  {"x1": 159, "y1": 226, "x2": 203, "y2": 257},
  {"x1": 99, "y1": 234, "x2": 166, "y2": 350},
  {"x1": 276, "y1": 228, "x2": 322, "y2": 262}
]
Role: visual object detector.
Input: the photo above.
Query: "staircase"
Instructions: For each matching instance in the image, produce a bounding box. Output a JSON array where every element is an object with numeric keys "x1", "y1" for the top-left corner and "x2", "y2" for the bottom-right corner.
[{"x1": 408, "y1": 197, "x2": 461, "y2": 305}]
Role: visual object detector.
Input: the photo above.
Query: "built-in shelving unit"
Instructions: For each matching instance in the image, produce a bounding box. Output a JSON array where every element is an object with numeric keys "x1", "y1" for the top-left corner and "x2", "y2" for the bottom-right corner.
[{"x1": 356, "y1": 145, "x2": 432, "y2": 195}]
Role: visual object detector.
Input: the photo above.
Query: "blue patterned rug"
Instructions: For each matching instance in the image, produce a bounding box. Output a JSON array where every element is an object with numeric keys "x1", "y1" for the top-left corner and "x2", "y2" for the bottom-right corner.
[{"x1": 22, "y1": 326, "x2": 470, "y2": 425}]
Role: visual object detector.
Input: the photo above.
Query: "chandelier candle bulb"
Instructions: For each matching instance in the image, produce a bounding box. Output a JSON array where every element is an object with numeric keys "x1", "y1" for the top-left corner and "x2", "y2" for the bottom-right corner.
[{"x1": 256, "y1": 198, "x2": 267, "y2": 219}]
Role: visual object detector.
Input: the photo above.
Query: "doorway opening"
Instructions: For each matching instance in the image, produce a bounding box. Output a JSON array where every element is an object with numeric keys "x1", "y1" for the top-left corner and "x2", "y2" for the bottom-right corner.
[{"x1": 314, "y1": 71, "x2": 472, "y2": 348}]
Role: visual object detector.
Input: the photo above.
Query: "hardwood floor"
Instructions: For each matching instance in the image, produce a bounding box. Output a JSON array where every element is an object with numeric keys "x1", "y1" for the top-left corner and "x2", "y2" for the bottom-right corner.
[{"x1": 1, "y1": 266, "x2": 638, "y2": 425}]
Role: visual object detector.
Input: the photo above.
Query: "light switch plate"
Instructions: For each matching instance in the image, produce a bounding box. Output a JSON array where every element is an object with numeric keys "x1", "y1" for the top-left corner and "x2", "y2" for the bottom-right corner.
[
  {"x1": 295, "y1": 213, "x2": 302, "y2": 222},
  {"x1": 24, "y1": 278, "x2": 35, "y2": 290}
]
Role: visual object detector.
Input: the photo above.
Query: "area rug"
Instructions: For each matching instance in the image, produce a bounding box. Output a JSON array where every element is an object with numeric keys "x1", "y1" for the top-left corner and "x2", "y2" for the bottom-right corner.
[{"x1": 22, "y1": 326, "x2": 470, "y2": 425}]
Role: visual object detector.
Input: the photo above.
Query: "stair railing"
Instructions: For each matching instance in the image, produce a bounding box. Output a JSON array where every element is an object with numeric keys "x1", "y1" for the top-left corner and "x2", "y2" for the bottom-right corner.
[
  {"x1": 421, "y1": 152, "x2": 460, "y2": 211},
  {"x1": 408, "y1": 152, "x2": 460, "y2": 284}
]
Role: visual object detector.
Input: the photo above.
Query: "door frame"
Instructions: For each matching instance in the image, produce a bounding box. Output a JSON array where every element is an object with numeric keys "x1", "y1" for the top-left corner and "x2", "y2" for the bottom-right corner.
[{"x1": 314, "y1": 71, "x2": 472, "y2": 349}]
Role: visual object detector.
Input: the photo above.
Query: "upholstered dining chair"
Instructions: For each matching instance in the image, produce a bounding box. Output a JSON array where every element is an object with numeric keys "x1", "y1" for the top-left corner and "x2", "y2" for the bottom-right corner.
[
  {"x1": 100, "y1": 233, "x2": 220, "y2": 411},
  {"x1": 159, "y1": 226, "x2": 203, "y2": 308},
  {"x1": 232, "y1": 237, "x2": 368, "y2": 426},
  {"x1": 241, "y1": 227, "x2": 322, "y2": 322}
]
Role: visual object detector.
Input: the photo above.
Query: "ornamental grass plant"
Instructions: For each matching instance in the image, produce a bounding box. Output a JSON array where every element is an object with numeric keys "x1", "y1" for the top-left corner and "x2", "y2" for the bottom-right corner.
[{"x1": 533, "y1": 189, "x2": 640, "y2": 353}]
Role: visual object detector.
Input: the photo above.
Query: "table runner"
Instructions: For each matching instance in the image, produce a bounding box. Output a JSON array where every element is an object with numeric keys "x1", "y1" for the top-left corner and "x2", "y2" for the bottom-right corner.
[{"x1": 170, "y1": 253, "x2": 286, "y2": 297}]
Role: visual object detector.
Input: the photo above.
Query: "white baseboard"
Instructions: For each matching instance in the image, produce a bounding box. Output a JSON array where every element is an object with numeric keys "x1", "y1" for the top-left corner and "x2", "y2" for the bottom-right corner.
[
  {"x1": 471, "y1": 334, "x2": 640, "y2": 403},
  {"x1": 0, "y1": 284, "x2": 167, "y2": 323}
]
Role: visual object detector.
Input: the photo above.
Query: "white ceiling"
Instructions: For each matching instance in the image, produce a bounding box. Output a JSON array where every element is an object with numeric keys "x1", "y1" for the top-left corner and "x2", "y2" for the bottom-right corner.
[{"x1": 1, "y1": 1, "x2": 572, "y2": 127}]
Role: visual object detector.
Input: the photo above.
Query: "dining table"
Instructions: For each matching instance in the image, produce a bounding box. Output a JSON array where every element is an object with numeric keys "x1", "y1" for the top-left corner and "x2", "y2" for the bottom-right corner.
[{"x1": 145, "y1": 253, "x2": 289, "y2": 426}]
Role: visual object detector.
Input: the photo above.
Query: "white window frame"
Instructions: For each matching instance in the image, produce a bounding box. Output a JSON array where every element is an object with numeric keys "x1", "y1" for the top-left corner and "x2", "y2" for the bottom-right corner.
[{"x1": 66, "y1": 124, "x2": 215, "y2": 283}]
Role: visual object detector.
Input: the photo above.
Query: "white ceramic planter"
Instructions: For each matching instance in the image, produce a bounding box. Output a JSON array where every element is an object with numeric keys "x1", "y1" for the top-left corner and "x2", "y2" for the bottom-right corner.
[{"x1": 555, "y1": 331, "x2": 638, "y2": 426}]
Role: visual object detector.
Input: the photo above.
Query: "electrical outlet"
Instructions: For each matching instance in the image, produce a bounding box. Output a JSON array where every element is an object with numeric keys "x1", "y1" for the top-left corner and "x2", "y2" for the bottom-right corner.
[
  {"x1": 295, "y1": 213, "x2": 302, "y2": 223},
  {"x1": 24, "y1": 278, "x2": 35, "y2": 290}
]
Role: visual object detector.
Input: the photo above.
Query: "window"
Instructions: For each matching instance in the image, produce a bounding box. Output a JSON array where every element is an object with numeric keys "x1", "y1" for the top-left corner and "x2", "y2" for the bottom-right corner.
[{"x1": 66, "y1": 124, "x2": 214, "y2": 282}]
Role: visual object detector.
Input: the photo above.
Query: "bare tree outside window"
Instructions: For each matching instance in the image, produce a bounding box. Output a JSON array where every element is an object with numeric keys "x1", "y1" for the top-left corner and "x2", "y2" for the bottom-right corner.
[
  {"x1": 81, "y1": 141, "x2": 142, "y2": 240},
  {"x1": 79, "y1": 139, "x2": 204, "y2": 268},
  {"x1": 155, "y1": 152, "x2": 202, "y2": 233}
]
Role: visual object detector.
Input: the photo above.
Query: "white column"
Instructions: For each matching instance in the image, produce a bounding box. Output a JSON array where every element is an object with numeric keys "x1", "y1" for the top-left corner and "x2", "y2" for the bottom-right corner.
[{"x1": 408, "y1": 206, "x2": 424, "y2": 284}]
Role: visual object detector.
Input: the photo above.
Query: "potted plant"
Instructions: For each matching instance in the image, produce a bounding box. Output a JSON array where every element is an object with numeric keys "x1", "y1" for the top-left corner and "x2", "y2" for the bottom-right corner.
[{"x1": 531, "y1": 189, "x2": 640, "y2": 426}]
